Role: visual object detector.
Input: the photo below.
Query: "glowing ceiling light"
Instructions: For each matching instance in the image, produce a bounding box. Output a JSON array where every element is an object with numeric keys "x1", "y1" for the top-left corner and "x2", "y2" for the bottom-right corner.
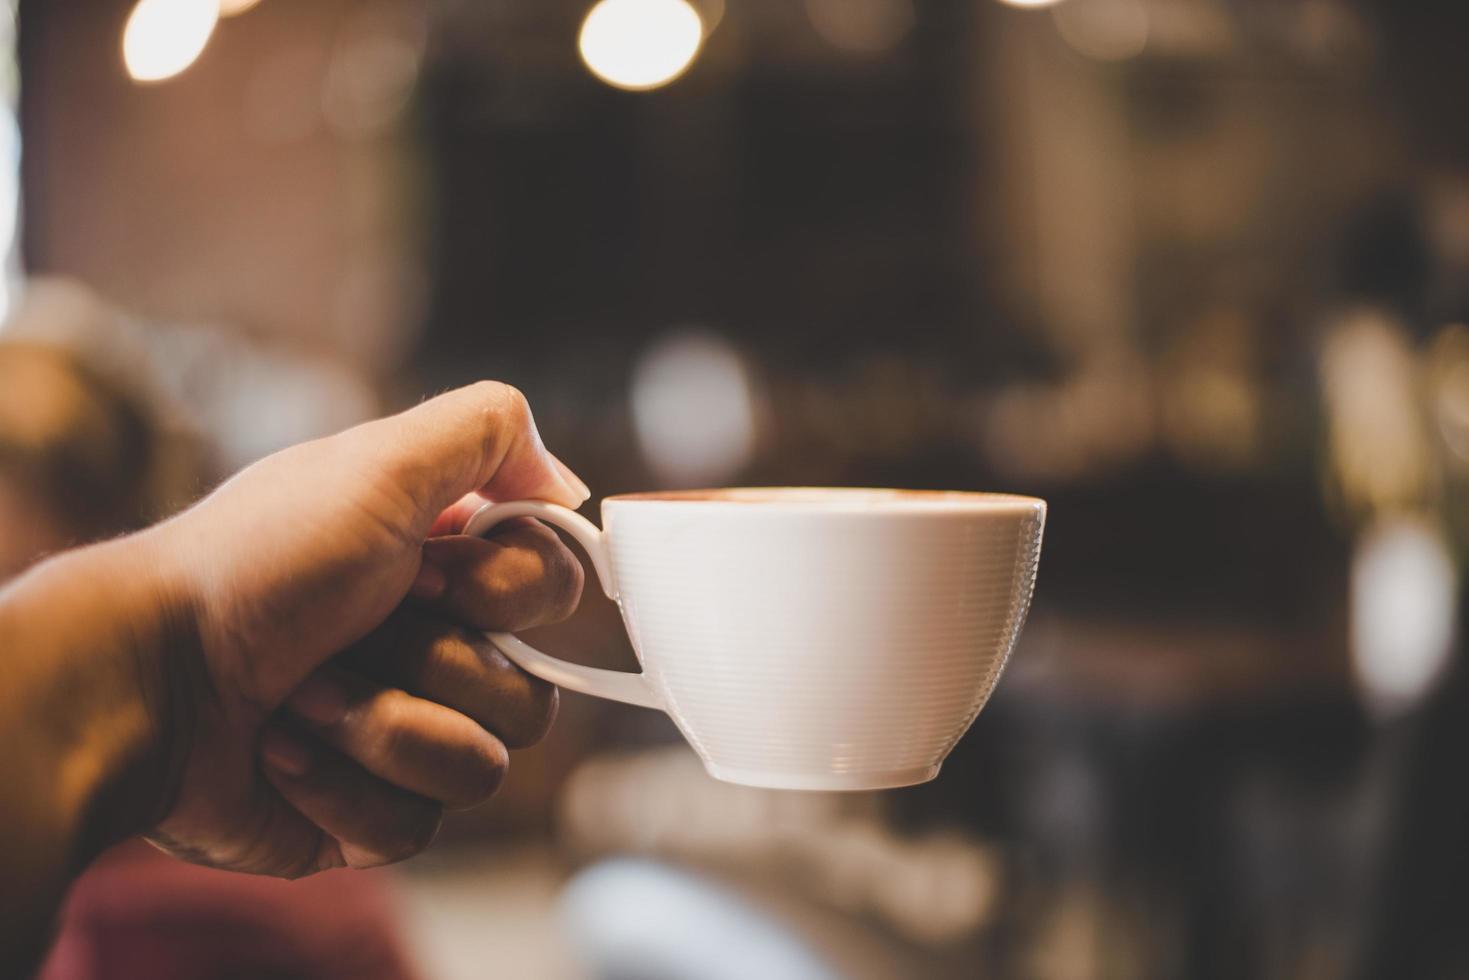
[
  {"x1": 578, "y1": 0, "x2": 704, "y2": 92},
  {"x1": 995, "y1": 0, "x2": 1066, "y2": 8},
  {"x1": 218, "y1": 0, "x2": 265, "y2": 15},
  {"x1": 122, "y1": 0, "x2": 219, "y2": 83}
]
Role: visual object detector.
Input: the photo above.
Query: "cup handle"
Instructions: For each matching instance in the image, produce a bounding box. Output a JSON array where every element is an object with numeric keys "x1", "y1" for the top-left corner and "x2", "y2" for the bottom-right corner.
[{"x1": 461, "y1": 500, "x2": 662, "y2": 710}]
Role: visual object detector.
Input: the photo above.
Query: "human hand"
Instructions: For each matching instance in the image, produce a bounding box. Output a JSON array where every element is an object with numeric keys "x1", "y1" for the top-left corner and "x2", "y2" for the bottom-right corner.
[{"x1": 137, "y1": 382, "x2": 588, "y2": 875}]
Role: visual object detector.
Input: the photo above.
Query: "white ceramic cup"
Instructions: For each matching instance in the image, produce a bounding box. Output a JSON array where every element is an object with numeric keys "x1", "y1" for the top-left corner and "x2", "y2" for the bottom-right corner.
[{"x1": 464, "y1": 488, "x2": 1046, "y2": 791}]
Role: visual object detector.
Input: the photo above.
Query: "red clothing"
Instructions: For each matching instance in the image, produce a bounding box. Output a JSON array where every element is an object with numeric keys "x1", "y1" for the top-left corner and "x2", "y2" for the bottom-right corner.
[{"x1": 37, "y1": 841, "x2": 419, "y2": 980}]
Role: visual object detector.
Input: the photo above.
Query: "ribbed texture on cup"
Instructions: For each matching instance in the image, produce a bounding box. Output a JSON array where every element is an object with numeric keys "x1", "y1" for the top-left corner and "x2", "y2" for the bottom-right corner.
[{"x1": 605, "y1": 501, "x2": 1045, "y2": 784}]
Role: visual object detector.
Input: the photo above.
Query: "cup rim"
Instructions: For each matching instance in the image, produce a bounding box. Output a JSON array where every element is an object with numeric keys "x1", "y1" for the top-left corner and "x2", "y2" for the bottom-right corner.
[{"x1": 602, "y1": 486, "x2": 1046, "y2": 513}]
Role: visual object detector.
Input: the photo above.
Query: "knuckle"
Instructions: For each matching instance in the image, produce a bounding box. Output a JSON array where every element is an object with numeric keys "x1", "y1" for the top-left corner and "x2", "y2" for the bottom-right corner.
[
  {"x1": 495, "y1": 543, "x2": 546, "y2": 590},
  {"x1": 484, "y1": 381, "x2": 530, "y2": 424},
  {"x1": 418, "y1": 628, "x2": 467, "y2": 685},
  {"x1": 365, "y1": 690, "x2": 414, "y2": 760},
  {"x1": 459, "y1": 382, "x2": 533, "y2": 465},
  {"x1": 467, "y1": 378, "x2": 511, "y2": 402},
  {"x1": 482, "y1": 543, "x2": 574, "y2": 630},
  {"x1": 507, "y1": 517, "x2": 560, "y2": 549},
  {"x1": 506, "y1": 530, "x2": 582, "y2": 623}
]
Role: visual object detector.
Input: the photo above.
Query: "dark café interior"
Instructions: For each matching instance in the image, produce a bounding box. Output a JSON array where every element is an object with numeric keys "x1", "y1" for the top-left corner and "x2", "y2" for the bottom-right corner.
[{"x1": 4, "y1": 0, "x2": 1469, "y2": 977}]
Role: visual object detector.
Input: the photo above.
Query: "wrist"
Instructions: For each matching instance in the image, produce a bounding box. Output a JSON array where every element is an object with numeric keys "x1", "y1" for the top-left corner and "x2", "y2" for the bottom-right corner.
[
  {"x1": 0, "y1": 527, "x2": 202, "y2": 861},
  {"x1": 93, "y1": 525, "x2": 205, "y2": 846}
]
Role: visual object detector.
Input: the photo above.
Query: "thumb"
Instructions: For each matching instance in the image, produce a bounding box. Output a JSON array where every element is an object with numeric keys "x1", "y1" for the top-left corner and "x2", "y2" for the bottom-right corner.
[{"x1": 361, "y1": 382, "x2": 589, "y2": 532}]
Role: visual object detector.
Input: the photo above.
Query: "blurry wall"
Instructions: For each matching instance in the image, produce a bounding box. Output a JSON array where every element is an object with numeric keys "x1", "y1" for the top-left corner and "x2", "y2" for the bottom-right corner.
[{"x1": 19, "y1": 0, "x2": 425, "y2": 373}]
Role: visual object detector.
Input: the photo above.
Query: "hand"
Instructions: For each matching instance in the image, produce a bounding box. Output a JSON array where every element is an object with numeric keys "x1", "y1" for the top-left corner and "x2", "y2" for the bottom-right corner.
[{"x1": 137, "y1": 382, "x2": 589, "y2": 875}]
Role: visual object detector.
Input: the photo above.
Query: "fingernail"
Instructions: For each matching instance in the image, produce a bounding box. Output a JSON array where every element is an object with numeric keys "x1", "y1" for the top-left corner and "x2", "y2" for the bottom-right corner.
[
  {"x1": 550, "y1": 454, "x2": 591, "y2": 502},
  {"x1": 261, "y1": 728, "x2": 312, "y2": 777},
  {"x1": 288, "y1": 674, "x2": 349, "y2": 726},
  {"x1": 410, "y1": 558, "x2": 447, "y2": 600}
]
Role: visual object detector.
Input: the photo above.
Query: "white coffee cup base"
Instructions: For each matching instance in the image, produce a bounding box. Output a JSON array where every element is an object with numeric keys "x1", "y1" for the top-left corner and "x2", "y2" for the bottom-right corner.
[{"x1": 701, "y1": 763, "x2": 942, "y2": 792}]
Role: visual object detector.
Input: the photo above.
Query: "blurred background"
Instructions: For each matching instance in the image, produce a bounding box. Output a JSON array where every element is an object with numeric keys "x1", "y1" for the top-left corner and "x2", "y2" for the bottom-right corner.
[{"x1": 5, "y1": 0, "x2": 1469, "y2": 977}]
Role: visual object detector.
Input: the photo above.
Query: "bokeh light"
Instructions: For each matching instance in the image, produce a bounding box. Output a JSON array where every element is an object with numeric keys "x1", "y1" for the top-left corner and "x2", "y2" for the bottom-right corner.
[
  {"x1": 0, "y1": 0, "x2": 18, "y2": 324},
  {"x1": 1351, "y1": 516, "x2": 1457, "y2": 718},
  {"x1": 321, "y1": 6, "x2": 426, "y2": 139},
  {"x1": 630, "y1": 329, "x2": 757, "y2": 486},
  {"x1": 1320, "y1": 310, "x2": 1431, "y2": 515},
  {"x1": 578, "y1": 0, "x2": 704, "y2": 92},
  {"x1": 995, "y1": 0, "x2": 1068, "y2": 9},
  {"x1": 805, "y1": 0, "x2": 914, "y2": 54},
  {"x1": 561, "y1": 859, "x2": 844, "y2": 979},
  {"x1": 122, "y1": 0, "x2": 219, "y2": 83},
  {"x1": 0, "y1": 112, "x2": 20, "y2": 320},
  {"x1": 1053, "y1": 0, "x2": 1149, "y2": 62}
]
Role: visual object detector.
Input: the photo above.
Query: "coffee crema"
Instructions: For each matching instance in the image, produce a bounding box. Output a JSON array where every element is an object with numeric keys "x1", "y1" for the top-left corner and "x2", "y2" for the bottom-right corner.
[{"x1": 605, "y1": 487, "x2": 1042, "y2": 508}]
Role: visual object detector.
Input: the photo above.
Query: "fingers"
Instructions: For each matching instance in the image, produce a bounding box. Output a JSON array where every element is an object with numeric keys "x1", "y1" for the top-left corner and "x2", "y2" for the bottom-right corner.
[
  {"x1": 346, "y1": 609, "x2": 558, "y2": 749},
  {"x1": 259, "y1": 632, "x2": 544, "y2": 868},
  {"x1": 284, "y1": 668, "x2": 510, "y2": 809},
  {"x1": 358, "y1": 382, "x2": 590, "y2": 531},
  {"x1": 549, "y1": 453, "x2": 585, "y2": 497},
  {"x1": 424, "y1": 450, "x2": 586, "y2": 539},
  {"x1": 427, "y1": 493, "x2": 492, "y2": 538},
  {"x1": 261, "y1": 725, "x2": 444, "y2": 869},
  {"x1": 418, "y1": 519, "x2": 584, "y2": 629}
]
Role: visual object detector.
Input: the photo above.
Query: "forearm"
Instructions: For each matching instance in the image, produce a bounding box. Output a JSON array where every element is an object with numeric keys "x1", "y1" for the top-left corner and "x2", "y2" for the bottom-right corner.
[{"x1": 0, "y1": 530, "x2": 192, "y2": 972}]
